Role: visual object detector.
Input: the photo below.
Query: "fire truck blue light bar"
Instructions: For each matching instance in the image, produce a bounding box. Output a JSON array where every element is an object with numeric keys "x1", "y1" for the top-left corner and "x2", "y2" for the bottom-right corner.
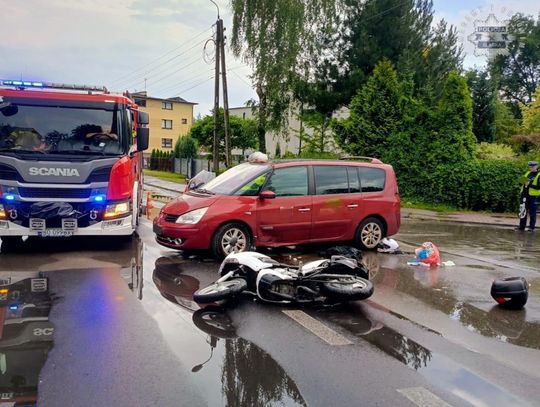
[{"x1": 2, "y1": 80, "x2": 44, "y2": 87}]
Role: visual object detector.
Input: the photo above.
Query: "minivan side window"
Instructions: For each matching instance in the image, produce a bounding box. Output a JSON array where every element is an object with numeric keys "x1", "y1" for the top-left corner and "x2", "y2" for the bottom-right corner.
[
  {"x1": 265, "y1": 166, "x2": 308, "y2": 197},
  {"x1": 314, "y1": 166, "x2": 349, "y2": 195},
  {"x1": 347, "y1": 167, "x2": 361, "y2": 193},
  {"x1": 358, "y1": 167, "x2": 386, "y2": 192}
]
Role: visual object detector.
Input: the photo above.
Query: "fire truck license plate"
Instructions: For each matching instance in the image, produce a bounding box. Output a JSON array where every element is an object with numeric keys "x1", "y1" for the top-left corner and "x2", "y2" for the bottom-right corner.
[{"x1": 39, "y1": 229, "x2": 73, "y2": 237}]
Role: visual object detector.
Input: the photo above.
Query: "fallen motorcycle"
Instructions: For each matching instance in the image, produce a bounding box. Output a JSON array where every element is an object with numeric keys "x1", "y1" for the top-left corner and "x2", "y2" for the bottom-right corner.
[{"x1": 193, "y1": 250, "x2": 373, "y2": 304}]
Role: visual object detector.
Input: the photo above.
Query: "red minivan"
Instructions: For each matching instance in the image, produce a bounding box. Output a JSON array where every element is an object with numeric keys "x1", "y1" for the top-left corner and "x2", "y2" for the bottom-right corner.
[{"x1": 153, "y1": 157, "x2": 400, "y2": 258}]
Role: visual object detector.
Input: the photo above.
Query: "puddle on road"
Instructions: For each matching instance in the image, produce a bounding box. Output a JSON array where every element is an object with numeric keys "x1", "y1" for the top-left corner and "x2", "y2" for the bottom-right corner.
[
  {"x1": 463, "y1": 264, "x2": 496, "y2": 270},
  {"x1": 370, "y1": 250, "x2": 540, "y2": 351},
  {"x1": 140, "y1": 256, "x2": 307, "y2": 407},
  {"x1": 318, "y1": 305, "x2": 530, "y2": 407},
  {"x1": 191, "y1": 308, "x2": 306, "y2": 407},
  {"x1": 0, "y1": 273, "x2": 54, "y2": 405},
  {"x1": 398, "y1": 220, "x2": 539, "y2": 270}
]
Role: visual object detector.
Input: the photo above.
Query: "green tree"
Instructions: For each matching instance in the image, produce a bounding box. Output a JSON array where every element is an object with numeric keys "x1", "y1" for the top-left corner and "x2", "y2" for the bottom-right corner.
[
  {"x1": 230, "y1": 0, "x2": 337, "y2": 152},
  {"x1": 494, "y1": 97, "x2": 521, "y2": 143},
  {"x1": 302, "y1": 0, "x2": 462, "y2": 112},
  {"x1": 490, "y1": 14, "x2": 540, "y2": 106},
  {"x1": 432, "y1": 71, "x2": 475, "y2": 165},
  {"x1": 333, "y1": 59, "x2": 405, "y2": 159},
  {"x1": 188, "y1": 109, "x2": 258, "y2": 160},
  {"x1": 521, "y1": 86, "x2": 540, "y2": 134},
  {"x1": 298, "y1": 110, "x2": 335, "y2": 154},
  {"x1": 466, "y1": 69, "x2": 496, "y2": 142},
  {"x1": 174, "y1": 135, "x2": 198, "y2": 159}
]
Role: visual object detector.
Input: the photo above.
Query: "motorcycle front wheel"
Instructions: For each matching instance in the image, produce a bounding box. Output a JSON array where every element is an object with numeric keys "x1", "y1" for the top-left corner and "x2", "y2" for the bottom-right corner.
[
  {"x1": 193, "y1": 278, "x2": 248, "y2": 304},
  {"x1": 321, "y1": 276, "x2": 374, "y2": 301}
]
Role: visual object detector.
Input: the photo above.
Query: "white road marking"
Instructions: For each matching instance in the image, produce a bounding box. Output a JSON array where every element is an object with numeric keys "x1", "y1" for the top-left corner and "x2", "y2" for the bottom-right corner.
[
  {"x1": 282, "y1": 310, "x2": 352, "y2": 346},
  {"x1": 397, "y1": 387, "x2": 453, "y2": 407}
]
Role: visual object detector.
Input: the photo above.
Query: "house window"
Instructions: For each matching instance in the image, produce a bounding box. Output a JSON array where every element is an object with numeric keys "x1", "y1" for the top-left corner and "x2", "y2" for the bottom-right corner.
[
  {"x1": 134, "y1": 99, "x2": 146, "y2": 107},
  {"x1": 161, "y1": 119, "x2": 173, "y2": 129},
  {"x1": 181, "y1": 118, "x2": 188, "y2": 124},
  {"x1": 162, "y1": 101, "x2": 173, "y2": 110},
  {"x1": 161, "y1": 138, "x2": 173, "y2": 148}
]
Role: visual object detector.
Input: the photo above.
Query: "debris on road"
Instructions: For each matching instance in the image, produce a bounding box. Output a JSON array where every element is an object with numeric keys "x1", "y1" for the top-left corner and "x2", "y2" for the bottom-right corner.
[{"x1": 408, "y1": 242, "x2": 440, "y2": 267}]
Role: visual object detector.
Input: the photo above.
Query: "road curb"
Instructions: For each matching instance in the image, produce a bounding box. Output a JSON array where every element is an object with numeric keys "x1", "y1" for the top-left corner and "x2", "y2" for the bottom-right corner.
[{"x1": 144, "y1": 181, "x2": 183, "y2": 195}]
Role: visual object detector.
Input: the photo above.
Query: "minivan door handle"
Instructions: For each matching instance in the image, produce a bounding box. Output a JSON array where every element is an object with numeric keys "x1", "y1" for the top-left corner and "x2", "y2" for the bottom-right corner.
[
  {"x1": 347, "y1": 204, "x2": 359, "y2": 208},
  {"x1": 298, "y1": 208, "x2": 311, "y2": 212}
]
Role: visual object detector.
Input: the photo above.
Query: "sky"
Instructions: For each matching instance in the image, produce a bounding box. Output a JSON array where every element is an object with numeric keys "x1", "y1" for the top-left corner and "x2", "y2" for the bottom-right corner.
[{"x1": 1, "y1": 0, "x2": 539, "y2": 116}]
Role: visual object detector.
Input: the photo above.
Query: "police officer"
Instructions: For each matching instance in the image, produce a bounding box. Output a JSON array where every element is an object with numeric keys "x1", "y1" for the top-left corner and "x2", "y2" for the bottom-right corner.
[{"x1": 517, "y1": 161, "x2": 540, "y2": 231}]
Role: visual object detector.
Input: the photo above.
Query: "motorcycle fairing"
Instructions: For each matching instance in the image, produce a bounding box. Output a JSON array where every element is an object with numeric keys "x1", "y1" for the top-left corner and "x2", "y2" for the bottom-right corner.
[
  {"x1": 218, "y1": 251, "x2": 279, "y2": 276},
  {"x1": 256, "y1": 268, "x2": 295, "y2": 303}
]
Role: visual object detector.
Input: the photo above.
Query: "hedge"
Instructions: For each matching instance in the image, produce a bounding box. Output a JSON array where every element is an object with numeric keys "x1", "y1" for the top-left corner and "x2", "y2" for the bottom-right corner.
[{"x1": 399, "y1": 159, "x2": 526, "y2": 212}]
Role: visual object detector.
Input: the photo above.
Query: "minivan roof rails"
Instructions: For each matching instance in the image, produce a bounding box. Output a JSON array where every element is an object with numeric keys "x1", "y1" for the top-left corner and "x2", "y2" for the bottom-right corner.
[{"x1": 339, "y1": 155, "x2": 383, "y2": 164}]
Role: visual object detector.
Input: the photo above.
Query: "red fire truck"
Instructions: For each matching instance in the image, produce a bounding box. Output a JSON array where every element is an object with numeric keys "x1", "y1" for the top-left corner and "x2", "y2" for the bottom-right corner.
[{"x1": 0, "y1": 79, "x2": 149, "y2": 249}]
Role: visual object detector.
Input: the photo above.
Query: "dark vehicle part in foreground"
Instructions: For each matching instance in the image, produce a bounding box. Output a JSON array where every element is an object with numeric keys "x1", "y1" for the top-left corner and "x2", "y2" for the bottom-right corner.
[
  {"x1": 193, "y1": 250, "x2": 373, "y2": 305},
  {"x1": 0, "y1": 274, "x2": 53, "y2": 405},
  {"x1": 491, "y1": 277, "x2": 529, "y2": 309}
]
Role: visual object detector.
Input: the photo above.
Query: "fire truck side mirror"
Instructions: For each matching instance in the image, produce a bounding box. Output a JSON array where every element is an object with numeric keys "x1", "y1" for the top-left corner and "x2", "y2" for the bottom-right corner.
[
  {"x1": 138, "y1": 111, "x2": 149, "y2": 125},
  {"x1": 136, "y1": 127, "x2": 149, "y2": 151}
]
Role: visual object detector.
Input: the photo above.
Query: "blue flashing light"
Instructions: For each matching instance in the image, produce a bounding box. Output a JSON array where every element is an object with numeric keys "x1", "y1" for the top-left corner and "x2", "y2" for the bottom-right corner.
[
  {"x1": 9, "y1": 305, "x2": 18, "y2": 311},
  {"x1": 3, "y1": 194, "x2": 15, "y2": 201},
  {"x1": 3, "y1": 79, "x2": 44, "y2": 88},
  {"x1": 93, "y1": 194, "x2": 106, "y2": 203}
]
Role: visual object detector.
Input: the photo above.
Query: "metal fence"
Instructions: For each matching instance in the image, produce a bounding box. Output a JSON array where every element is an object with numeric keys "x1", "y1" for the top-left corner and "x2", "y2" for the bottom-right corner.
[{"x1": 145, "y1": 156, "x2": 244, "y2": 179}]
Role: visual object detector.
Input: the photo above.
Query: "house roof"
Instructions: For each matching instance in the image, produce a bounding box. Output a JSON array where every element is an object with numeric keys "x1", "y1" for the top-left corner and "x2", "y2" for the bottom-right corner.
[{"x1": 131, "y1": 91, "x2": 197, "y2": 105}]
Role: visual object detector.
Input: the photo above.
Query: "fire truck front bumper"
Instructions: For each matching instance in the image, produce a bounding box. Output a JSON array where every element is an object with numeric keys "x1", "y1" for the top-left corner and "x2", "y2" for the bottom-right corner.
[{"x1": 0, "y1": 216, "x2": 134, "y2": 237}]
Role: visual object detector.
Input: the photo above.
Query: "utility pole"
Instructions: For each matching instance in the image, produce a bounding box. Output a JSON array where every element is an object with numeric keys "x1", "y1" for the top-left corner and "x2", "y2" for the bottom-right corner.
[
  {"x1": 210, "y1": 0, "x2": 232, "y2": 170},
  {"x1": 212, "y1": 19, "x2": 221, "y2": 173},
  {"x1": 219, "y1": 20, "x2": 232, "y2": 167}
]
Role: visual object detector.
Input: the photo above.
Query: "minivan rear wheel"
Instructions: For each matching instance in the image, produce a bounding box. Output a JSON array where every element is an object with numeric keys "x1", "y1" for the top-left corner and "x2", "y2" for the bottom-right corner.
[
  {"x1": 212, "y1": 222, "x2": 252, "y2": 259},
  {"x1": 356, "y1": 217, "x2": 384, "y2": 250}
]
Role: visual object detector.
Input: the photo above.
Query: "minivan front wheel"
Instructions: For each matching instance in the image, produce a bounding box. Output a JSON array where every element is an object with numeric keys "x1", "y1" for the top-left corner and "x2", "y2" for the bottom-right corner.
[
  {"x1": 212, "y1": 222, "x2": 252, "y2": 259},
  {"x1": 356, "y1": 217, "x2": 384, "y2": 250}
]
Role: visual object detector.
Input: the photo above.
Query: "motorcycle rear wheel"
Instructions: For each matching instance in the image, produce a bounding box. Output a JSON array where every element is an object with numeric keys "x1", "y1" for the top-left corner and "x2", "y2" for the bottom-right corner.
[
  {"x1": 193, "y1": 278, "x2": 247, "y2": 304},
  {"x1": 321, "y1": 276, "x2": 373, "y2": 301}
]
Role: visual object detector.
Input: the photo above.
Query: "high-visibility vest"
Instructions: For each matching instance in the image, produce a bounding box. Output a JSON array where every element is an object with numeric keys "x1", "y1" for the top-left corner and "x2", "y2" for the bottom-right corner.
[{"x1": 522, "y1": 171, "x2": 540, "y2": 196}]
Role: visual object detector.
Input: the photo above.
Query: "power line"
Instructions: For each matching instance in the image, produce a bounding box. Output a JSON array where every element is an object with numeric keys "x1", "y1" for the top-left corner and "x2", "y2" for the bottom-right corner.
[
  {"x1": 115, "y1": 37, "x2": 210, "y2": 89},
  {"x1": 110, "y1": 27, "x2": 211, "y2": 84},
  {"x1": 141, "y1": 57, "x2": 203, "y2": 90},
  {"x1": 230, "y1": 69, "x2": 252, "y2": 88},
  {"x1": 172, "y1": 76, "x2": 214, "y2": 97},
  {"x1": 151, "y1": 68, "x2": 214, "y2": 95},
  {"x1": 121, "y1": 51, "x2": 203, "y2": 90}
]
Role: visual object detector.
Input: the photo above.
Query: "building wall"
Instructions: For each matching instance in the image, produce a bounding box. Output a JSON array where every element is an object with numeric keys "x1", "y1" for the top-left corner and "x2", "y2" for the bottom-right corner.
[
  {"x1": 229, "y1": 106, "x2": 345, "y2": 157},
  {"x1": 229, "y1": 107, "x2": 301, "y2": 156},
  {"x1": 138, "y1": 99, "x2": 194, "y2": 153}
]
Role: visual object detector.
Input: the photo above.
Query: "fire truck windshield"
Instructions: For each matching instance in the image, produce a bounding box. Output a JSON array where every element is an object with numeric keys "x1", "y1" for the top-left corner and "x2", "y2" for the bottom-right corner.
[{"x1": 0, "y1": 101, "x2": 127, "y2": 157}]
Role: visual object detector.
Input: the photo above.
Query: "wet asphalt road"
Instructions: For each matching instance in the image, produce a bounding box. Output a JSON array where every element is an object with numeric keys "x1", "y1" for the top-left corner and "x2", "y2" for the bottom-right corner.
[{"x1": 0, "y1": 218, "x2": 539, "y2": 407}]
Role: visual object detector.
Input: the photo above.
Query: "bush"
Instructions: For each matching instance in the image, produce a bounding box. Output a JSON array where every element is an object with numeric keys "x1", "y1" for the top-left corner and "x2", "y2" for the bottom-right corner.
[
  {"x1": 399, "y1": 159, "x2": 526, "y2": 212},
  {"x1": 475, "y1": 142, "x2": 516, "y2": 160}
]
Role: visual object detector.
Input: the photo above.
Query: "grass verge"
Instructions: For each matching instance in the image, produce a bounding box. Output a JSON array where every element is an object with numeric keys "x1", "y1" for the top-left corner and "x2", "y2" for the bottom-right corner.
[{"x1": 144, "y1": 170, "x2": 186, "y2": 184}]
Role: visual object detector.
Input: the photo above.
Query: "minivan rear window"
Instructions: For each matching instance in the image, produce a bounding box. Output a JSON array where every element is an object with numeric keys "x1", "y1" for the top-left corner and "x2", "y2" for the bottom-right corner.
[{"x1": 358, "y1": 167, "x2": 386, "y2": 192}]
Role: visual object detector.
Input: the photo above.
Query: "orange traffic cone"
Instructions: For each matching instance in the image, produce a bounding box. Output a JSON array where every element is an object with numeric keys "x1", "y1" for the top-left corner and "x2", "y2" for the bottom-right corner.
[{"x1": 146, "y1": 192, "x2": 154, "y2": 219}]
